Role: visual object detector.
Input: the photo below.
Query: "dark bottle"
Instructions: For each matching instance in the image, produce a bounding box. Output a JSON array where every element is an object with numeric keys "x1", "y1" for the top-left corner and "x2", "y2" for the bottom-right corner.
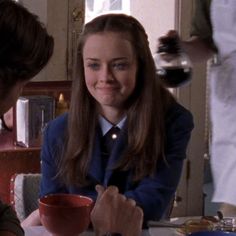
[{"x1": 153, "y1": 35, "x2": 192, "y2": 88}]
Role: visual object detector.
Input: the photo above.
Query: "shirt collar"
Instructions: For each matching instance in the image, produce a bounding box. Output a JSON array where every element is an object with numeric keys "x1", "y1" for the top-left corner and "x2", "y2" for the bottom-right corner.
[{"x1": 99, "y1": 115, "x2": 126, "y2": 136}]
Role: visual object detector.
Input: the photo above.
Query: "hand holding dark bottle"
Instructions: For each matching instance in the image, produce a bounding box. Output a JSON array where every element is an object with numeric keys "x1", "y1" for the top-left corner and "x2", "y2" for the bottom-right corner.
[{"x1": 154, "y1": 30, "x2": 192, "y2": 88}]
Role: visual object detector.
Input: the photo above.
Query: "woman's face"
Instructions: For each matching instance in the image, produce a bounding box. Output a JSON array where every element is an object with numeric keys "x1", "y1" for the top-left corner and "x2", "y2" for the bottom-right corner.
[{"x1": 83, "y1": 32, "x2": 137, "y2": 114}]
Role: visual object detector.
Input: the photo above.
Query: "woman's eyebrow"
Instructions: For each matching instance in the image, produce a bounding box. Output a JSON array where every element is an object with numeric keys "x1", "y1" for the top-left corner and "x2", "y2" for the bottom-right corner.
[
  {"x1": 84, "y1": 58, "x2": 99, "y2": 61},
  {"x1": 112, "y1": 57, "x2": 128, "y2": 61},
  {"x1": 85, "y1": 57, "x2": 129, "y2": 61}
]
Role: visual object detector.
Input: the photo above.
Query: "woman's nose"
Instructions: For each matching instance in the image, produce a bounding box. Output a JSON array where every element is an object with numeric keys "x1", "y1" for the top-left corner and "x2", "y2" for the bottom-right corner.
[{"x1": 99, "y1": 65, "x2": 114, "y2": 82}]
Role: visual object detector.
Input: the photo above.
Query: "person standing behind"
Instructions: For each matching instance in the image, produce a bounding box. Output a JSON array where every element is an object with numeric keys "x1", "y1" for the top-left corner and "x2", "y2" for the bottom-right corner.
[
  {"x1": 163, "y1": 0, "x2": 236, "y2": 216},
  {"x1": 0, "y1": 0, "x2": 54, "y2": 235},
  {"x1": 23, "y1": 13, "x2": 194, "y2": 235},
  {"x1": 185, "y1": 0, "x2": 236, "y2": 216}
]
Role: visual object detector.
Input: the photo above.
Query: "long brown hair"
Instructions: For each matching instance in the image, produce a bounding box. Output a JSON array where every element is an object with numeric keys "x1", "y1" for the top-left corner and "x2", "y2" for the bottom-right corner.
[{"x1": 58, "y1": 14, "x2": 175, "y2": 186}]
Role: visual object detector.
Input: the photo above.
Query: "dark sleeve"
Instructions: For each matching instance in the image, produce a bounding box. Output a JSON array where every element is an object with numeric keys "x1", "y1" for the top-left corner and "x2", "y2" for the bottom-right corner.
[
  {"x1": 124, "y1": 103, "x2": 194, "y2": 223},
  {"x1": 40, "y1": 114, "x2": 68, "y2": 197},
  {"x1": 0, "y1": 201, "x2": 24, "y2": 236},
  {"x1": 190, "y1": 0, "x2": 217, "y2": 50}
]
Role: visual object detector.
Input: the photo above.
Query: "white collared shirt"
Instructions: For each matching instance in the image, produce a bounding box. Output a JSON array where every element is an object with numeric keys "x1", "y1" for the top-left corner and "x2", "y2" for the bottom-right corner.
[{"x1": 99, "y1": 116, "x2": 126, "y2": 136}]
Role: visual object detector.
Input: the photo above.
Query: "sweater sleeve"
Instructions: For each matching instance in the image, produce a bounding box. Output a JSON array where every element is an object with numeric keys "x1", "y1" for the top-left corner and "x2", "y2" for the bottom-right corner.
[
  {"x1": 125, "y1": 103, "x2": 194, "y2": 223},
  {"x1": 0, "y1": 201, "x2": 24, "y2": 236},
  {"x1": 40, "y1": 114, "x2": 68, "y2": 197}
]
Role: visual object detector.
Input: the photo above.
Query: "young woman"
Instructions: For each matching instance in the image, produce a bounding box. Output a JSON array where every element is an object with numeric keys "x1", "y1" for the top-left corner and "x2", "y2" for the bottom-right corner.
[{"x1": 24, "y1": 13, "x2": 194, "y2": 235}]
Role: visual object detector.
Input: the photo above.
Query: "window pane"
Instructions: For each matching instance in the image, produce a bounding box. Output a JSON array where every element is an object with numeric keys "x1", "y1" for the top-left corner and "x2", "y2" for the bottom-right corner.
[
  {"x1": 85, "y1": 0, "x2": 130, "y2": 22},
  {"x1": 110, "y1": 0, "x2": 122, "y2": 11}
]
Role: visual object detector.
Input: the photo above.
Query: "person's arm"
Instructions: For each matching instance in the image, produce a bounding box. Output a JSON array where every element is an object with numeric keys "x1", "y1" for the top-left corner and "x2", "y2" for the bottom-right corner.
[
  {"x1": 91, "y1": 185, "x2": 143, "y2": 236},
  {"x1": 160, "y1": 0, "x2": 216, "y2": 63},
  {"x1": 182, "y1": 36, "x2": 215, "y2": 63},
  {"x1": 183, "y1": 0, "x2": 216, "y2": 63},
  {"x1": 0, "y1": 201, "x2": 24, "y2": 236},
  {"x1": 159, "y1": 30, "x2": 215, "y2": 63},
  {"x1": 20, "y1": 209, "x2": 40, "y2": 228},
  {"x1": 123, "y1": 104, "x2": 194, "y2": 223}
]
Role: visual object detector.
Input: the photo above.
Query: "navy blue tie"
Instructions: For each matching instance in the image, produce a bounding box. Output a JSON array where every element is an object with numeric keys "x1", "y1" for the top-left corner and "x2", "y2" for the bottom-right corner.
[
  {"x1": 103, "y1": 126, "x2": 120, "y2": 155},
  {"x1": 101, "y1": 126, "x2": 120, "y2": 169}
]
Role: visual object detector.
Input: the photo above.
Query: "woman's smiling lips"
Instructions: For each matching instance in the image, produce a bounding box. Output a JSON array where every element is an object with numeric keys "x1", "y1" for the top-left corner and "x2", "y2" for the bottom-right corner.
[{"x1": 97, "y1": 86, "x2": 120, "y2": 93}]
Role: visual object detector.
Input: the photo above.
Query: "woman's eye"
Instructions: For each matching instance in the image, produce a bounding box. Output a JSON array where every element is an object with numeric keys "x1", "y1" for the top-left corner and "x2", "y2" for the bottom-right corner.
[
  {"x1": 112, "y1": 62, "x2": 128, "y2": 70},
  {"x1": 87, "y1": 63, "x2": 100, "y2": 70}
]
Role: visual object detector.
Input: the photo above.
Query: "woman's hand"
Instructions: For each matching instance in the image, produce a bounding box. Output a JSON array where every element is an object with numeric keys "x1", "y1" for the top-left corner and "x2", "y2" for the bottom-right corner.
[
  {"x1": 21, "y1": 209, "x2": 41, "y2": 227},
  {"x1": 91, "y1": 185, "x2": 143, "y2": 236}
]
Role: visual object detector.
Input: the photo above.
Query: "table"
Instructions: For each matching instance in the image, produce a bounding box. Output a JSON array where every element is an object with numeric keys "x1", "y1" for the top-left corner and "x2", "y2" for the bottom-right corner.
[
  {"x1": 23, "y1": 217, "x2": 202, "y2": 236},
  {"x1": 149, "y1": 216, "x2": 213, "y2": 236},
  {"x1": 23, "y1": 224, "x2": 184, "y2": 236},
  {"x1": 149, "y1": 226, "x2": 180, "y2": 236},
  {"x1": 148, "y1": 217, "x2": 188, "y2": 236},
  {"x1": 23, "y1": 226, "x2": 151, "y2": 236},
  {"x1": 24, "y1": 226, "x2": 93, "y2": 236}
]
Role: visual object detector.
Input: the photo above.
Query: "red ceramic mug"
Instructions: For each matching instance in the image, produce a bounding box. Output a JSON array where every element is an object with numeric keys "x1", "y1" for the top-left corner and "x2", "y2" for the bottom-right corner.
[{"x1": 39, "y1": 193, "x2": 94, "y2": 236}]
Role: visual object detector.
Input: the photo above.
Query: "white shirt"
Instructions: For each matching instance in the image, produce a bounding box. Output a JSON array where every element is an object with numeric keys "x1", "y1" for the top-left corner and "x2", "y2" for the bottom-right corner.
[{"x1": 99, "y1": 116, "x2": 126, "y2": 136}]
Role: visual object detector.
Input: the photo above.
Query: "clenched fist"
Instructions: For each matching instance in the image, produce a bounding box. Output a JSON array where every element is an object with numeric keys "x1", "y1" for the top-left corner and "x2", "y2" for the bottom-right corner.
[{"x1": 91, "y1": 185, "x2": 143, "y2": 236}]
